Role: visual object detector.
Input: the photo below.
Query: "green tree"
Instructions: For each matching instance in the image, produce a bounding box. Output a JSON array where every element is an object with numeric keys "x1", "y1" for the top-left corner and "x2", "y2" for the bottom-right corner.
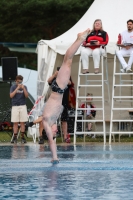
[
  {"x1": 0, "y1": 0, "x2": 94, "y2": 69},
  {"x1": 0, "y1": 0, "x2": 94, "y2": 42}
]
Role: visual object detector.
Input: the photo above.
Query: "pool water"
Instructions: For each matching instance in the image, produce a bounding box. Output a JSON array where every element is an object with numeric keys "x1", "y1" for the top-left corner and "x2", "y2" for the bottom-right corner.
[{"x1": 0, "y1": 143, "x2": 133, "y2": 200}]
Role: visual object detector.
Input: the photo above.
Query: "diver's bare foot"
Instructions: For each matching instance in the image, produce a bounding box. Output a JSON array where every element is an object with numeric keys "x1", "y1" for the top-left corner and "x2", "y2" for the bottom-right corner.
[
  {"x1": 77, "y1": 28, "x2": 91, "y2": 41},
  {"x1": 51, "y1": 158, "x2": 59, "y2": 164}
]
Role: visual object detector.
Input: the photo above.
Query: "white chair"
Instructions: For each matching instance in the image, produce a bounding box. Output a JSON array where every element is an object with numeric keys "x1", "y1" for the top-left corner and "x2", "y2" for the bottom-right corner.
[{"x1": 27, "y1": 115, "x2": 40, "y2": 143}]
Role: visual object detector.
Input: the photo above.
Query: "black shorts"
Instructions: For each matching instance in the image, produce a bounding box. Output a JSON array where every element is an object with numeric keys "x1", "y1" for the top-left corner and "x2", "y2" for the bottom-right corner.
[
  {"x1": 51, "y1": 79, "x2": 67, "y2": 94},
  {"x1": 61, "y1": 107, "x2": 68, "y2": 122}
]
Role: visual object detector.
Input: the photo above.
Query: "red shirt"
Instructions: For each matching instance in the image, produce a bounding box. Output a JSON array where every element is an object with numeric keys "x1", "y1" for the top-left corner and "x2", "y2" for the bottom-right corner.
[
  {"x1": 83, "y1": 30, "x2": 109, "y2": 50},
  {"x1": 80, "y1": 103, "x2": 96, "y2": 117}
]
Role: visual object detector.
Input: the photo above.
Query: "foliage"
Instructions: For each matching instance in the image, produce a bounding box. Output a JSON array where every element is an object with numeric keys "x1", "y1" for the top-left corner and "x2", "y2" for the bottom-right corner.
[
  {"x1": 0, "y1": 0, "x2": 94, "y2": 42},
  {"x1": 0, "y1": 0, "x2": 94, "y2": 69},
  {"x1": 0, "y1": 45, "x2": 37, "y2": 70}
]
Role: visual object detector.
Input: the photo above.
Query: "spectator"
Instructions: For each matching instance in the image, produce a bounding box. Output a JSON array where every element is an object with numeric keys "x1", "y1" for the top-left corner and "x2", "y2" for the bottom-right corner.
[
  {"x1": 10, "y1": 75, "x2": 28, "y2": 143},
  {"x1": 80, "y1": 19, "x2": 109, "y2": 74},
  {"x1": 116, "y1": 19, "x2": 133, "y2": 73},
  {"x1": 80, "y1": 93, "x2": 96, "y2": 137},
  {"x1": 47, "y1": 67, "x2": 72, "y2": 143}
]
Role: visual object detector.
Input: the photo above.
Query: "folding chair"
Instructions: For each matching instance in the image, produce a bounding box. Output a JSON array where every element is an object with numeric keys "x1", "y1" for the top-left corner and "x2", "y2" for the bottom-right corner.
[{"x1": 27, "y1": 115, "x2": 40, "y2": 143}]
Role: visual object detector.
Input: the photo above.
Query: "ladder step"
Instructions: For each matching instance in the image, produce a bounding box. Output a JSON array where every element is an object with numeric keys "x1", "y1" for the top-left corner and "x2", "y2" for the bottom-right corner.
[
  {"x1": 86, "y1": 80, "x2": 108, "y2": 82},
  {"x1": 76, "y1": 120, "x2": 103, "y2": 122},
  {"x1": 119, "y1": 80, "x2": 133, "y2": 82},
  {"x1": 114, "y1": 84, "x2": 133, "y2": 87},
  {"x1": 111, "y1": 132, "x2": 133, "y2": 134},
  {"x1": 112, "y1": 108, "x2": 133, "y2": 110},
  {"x1": 75, "y1": 132, "x2": 104, "y2": 134},
  {"x1": 77, "y1": 96, "x2": 102, "y2": 99},
  {"x1": 79, "y1": 73, "x2": 102, "y2": 76},
  {"x1": 114, "y1": 73, "x2": 133, "y2": 75},
  {"x1": 86, "y1": 80, "x2": 102, "y2": 82},
  {"x1": 80, "y1": 99, "x2": 108, "y2": 102},
  {"x1": 76, "y1": 108, "x2": 103, "y2": 110},
  {"x1": 112, "y1": 120, "x2": 133, "y2": 122},
  {"x1": 79, "y1": 85, "x2": 102, "y2": 87},
  {"x1": 113, "y1": 96, "x2": 133, "y2": 98}
]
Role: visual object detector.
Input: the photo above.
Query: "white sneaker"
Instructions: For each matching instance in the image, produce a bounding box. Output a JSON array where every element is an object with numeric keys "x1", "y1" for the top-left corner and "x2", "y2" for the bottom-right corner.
[{"x1": 126, "y1": 67, "x2": 132, "y2": 73}]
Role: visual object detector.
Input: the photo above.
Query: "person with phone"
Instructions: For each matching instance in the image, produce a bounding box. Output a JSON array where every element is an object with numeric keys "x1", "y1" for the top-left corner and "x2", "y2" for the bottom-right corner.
[
  {"x1": 80, "y1": 19, "x2": 109, "y2": 74},
  {"x1": 10, "y1": 75, "x2": 28, "y2": 144},
  {"x1": 116, "y1": 19, "x2": 133, "y2": 73}
]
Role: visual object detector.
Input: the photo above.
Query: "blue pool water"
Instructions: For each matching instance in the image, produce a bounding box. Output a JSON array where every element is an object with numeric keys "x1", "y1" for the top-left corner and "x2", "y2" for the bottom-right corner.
[{"x1": 0, "y1": 143, "x2": 133, "y2": 200}]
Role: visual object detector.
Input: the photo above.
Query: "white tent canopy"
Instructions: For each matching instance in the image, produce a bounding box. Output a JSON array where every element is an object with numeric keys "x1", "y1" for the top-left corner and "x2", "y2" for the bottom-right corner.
[
  {"x1": 37, "y1": 0, "x2": 133, "y2": 101},
  {"x1": 38, "y1": 0, "x2": 133, "y2": 55}
]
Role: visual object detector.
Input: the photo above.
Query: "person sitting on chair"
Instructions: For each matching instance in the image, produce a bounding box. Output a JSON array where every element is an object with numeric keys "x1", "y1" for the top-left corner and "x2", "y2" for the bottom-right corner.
[
  {"x1": 80, "y1": 93, "x2": 96, "y2": 137},
  {"x1": 80, "y1": 19, "x2": 109, "y2": 74},
  {"x1": 116, "y1": 19, "x2": 133, "y2": 73}
]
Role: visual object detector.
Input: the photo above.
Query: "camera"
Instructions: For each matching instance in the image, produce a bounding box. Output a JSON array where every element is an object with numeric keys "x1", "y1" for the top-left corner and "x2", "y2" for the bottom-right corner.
[{"x1": 90, "y1": 40, "x2": 98, "y2": 45}]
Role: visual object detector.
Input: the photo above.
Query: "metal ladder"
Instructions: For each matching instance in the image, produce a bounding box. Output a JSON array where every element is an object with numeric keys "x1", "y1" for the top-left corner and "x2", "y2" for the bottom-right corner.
[
  {"x1": 74, "y1": 50, "x2": 110, "y2": 145},
  {"x1": 109, "y1": 54, "x2": 133, "y2": 144}
]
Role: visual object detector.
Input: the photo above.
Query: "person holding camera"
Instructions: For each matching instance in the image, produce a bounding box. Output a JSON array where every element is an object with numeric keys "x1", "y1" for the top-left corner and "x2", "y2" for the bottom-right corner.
[
  {"x1": 10, "y1": 75, "x2": 28, "y2": 144},
  {"x1": 80, "y1": 19, "x2": 109, "y2": 74}
]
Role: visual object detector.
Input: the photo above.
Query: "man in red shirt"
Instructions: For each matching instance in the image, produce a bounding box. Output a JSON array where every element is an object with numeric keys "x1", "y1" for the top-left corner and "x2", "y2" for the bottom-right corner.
[{"x1": 80, "y1": 19, "x2": 109, "y2": 74}]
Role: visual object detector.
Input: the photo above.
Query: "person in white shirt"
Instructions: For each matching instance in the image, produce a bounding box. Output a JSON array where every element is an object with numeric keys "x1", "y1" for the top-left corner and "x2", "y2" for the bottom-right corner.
[{"x1": 116, "y1": 19, "x2": 133, "y2": 73}]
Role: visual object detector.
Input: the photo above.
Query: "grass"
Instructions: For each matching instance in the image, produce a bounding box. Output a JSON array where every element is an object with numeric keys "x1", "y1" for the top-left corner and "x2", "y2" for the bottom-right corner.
[
  {"x1": 0, "y1": 131, "x2": 33, "y2": 143},
  {"x1": 1, "y1": 131, "x2": 133, "y2": 143}
]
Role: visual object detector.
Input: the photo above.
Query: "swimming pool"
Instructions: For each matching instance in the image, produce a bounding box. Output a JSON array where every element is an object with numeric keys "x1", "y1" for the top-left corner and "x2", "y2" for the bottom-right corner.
[{"x1": 0, "y1": 143, "x2": 133, "y2": 200}]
